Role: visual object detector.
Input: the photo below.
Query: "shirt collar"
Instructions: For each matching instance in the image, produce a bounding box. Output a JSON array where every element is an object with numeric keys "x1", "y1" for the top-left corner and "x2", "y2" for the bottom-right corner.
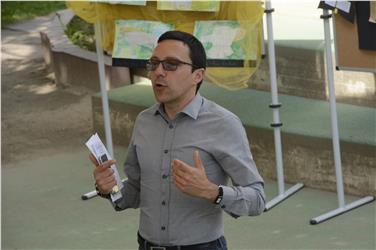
[
  {"x1": 180, "y1": 93, "x2": 203, "y2": 120},
  {"x1": 153, "y1": 93, "x2": 203, "y2": 120}
]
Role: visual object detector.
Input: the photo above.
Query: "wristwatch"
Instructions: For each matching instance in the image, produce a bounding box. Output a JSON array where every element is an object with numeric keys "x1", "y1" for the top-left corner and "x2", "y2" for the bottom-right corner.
[
  {"x1": 213, "y1": 186, "x2": 224, "y2": 204},
  {"x1": 95, "y1": 184, "x2": 111, "y2": 199}
]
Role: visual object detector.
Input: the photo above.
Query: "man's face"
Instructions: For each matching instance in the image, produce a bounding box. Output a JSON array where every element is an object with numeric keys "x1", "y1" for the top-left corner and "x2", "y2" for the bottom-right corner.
[{"x1": 148, "y1": 40, "x2": 204, "y2": 106}]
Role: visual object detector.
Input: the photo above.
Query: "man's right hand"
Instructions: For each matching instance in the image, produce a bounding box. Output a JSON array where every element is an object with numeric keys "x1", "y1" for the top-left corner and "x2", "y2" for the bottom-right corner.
[{"x1": 90, "y1": 154, "x2": 117, "y2": 195}]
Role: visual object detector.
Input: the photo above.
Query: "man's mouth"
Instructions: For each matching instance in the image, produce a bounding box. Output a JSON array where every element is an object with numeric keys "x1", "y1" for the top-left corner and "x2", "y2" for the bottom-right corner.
[{"x1": 154, "y1": 81, "x2": 167, "y2": 88}]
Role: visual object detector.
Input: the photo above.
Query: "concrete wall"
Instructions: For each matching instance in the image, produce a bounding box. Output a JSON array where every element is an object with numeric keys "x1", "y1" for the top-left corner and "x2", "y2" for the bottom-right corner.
[
  {"x1": 249, "y1": 127, "x2": 375, "y2": 197},
  {"x1": 52, "y1": 52, "x2": 130, "y2": 91}
]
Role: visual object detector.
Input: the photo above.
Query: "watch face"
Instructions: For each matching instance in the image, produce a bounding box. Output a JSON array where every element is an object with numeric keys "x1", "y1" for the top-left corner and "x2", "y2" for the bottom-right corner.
[{"x1": 215, "y1": 198, "x2": 221, "y2": 204}]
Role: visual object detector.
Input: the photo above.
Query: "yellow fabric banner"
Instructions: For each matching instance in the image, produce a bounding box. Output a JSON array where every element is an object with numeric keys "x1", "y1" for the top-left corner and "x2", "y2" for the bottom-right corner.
[{"x1": 66, "y1": 1, "x2": 264, "y2": 90}]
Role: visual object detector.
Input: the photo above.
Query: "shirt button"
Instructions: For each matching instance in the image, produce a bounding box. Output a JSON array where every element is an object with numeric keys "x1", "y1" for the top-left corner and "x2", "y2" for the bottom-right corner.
[
  {"x1": 161, "y1": 226, "x2": 166, "y2": 230},
  {"x1": 162, "y1": 201, "x2": 166, "y2": 205},
  {"x1": 164, "y1": 149, "x2": 168, "y2": 154},
  {"x1": 169, "y1": 124, "x2": 173, "y2": 129},
  {"x1": 162, "y1": 174, "x2": 168, "y2": 179}
]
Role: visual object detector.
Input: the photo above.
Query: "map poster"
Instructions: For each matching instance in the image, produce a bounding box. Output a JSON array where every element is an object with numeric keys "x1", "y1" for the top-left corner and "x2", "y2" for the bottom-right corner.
[
  {"x1": 112, "y1": 20, "x2": 174, "y2": 68},
  {"x1": 157, "y1": 0, "x2": 220, "y2": 12},
  {"x1": 194, "y1": 20, "x2": 257, "y2": 67},
  {"x1": 92, "y1": 0, "x2": 147, "y2": 5}
]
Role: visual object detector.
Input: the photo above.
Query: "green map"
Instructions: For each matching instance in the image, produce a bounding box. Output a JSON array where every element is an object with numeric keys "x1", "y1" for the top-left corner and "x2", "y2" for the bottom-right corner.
[
  {"x1": 194, "y1": 21, "x2": 256, "y2": 60},
  {"x1": 157, "y1": 0, "x2": 219, "y2": 12},
  {"x1": 93, "y1": 0, "x2": 146, "y2": 5},
  {"x1": 112, "y1": 20, "x2": 174, "y2": 59}
]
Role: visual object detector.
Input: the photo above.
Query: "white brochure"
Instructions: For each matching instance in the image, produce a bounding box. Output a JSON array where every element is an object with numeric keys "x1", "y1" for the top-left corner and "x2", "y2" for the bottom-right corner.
[{"x1": 85, "y1": 133, "x2": 123, "y2": 202}]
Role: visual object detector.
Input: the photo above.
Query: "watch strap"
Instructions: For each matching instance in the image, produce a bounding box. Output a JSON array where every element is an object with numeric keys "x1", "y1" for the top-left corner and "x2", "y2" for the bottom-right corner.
[
  {"x1": 95, "y1": 184, "x2": 111, "y2": 199},
  {"x1": 213, "y1": 186, "x2": 223, "y2": 204}
]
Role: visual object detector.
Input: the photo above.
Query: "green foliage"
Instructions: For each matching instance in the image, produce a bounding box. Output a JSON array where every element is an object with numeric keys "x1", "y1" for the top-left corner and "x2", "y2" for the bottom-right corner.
[
  {"x1": 1, "y1": 1, "x2": 96, "y2": 52},
  {"x1": 1, "y1": 1, "x2": 66, "y2": 27},
  {"x1": 64, "y1": 16, "x2": 96, "y2": 52}
]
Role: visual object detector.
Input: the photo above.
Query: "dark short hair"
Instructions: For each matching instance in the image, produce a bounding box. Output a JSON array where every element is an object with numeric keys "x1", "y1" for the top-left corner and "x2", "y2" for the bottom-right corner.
[{"x1": 158, "y1": 30, "x2": 206, "y2": 93}]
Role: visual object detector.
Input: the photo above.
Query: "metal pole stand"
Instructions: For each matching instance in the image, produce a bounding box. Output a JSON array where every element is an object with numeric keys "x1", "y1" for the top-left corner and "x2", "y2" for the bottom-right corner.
[
  {"x1": 264, "y1": 0, "x2": 304, "y2": 212},
  {"x1": 310, "y1": 9, "x2": 374, "y2": 224}
]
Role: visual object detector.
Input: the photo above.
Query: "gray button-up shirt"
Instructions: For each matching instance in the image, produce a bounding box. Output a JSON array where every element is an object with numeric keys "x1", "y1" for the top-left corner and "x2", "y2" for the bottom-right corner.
[{"x1": 113, "y1": 93, "x2": 265, "y2": 246}]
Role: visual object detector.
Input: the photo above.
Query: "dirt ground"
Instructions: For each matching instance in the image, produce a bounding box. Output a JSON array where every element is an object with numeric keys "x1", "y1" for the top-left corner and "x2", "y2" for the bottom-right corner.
[{"x1": 1, "y1": 22, "x2": 95, "y2": 166}]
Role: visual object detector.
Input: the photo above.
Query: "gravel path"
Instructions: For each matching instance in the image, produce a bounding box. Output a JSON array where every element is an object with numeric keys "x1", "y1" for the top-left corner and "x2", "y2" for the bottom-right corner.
[{"x1": 1, "y1": 14, "x2": 95, "y2": 165}]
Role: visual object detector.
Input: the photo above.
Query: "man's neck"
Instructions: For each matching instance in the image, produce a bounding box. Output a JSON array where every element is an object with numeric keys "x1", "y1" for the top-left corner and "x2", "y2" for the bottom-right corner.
[{"x1": 164, "y1": 93, "x2": 196, "y2": 120}]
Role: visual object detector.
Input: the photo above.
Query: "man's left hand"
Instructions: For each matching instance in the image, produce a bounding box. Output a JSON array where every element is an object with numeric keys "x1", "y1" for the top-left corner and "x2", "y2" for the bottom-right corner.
[{"x1": 172, "y1": 150, "x2": 219, "y2": 202}]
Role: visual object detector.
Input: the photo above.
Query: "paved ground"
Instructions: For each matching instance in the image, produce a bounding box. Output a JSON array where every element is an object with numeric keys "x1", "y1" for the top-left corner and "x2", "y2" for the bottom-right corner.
[
  {"x1": 2, "y1": 146, "x2": 375, "y2": 250},
  {"x1": 2, "y1": 3, "x2": 375, "y2": 250}
]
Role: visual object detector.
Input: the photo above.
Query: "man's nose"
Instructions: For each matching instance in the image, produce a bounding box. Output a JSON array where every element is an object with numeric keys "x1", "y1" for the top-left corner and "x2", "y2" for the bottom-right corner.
[{"x1": 154, "y1": 62, "x2": 167, "y2": 76}]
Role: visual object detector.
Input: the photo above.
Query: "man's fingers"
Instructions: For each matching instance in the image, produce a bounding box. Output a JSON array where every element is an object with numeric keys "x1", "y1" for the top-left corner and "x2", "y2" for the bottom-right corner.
[
  {"x1": 173, "y1": 172, "x2": 188, "y2": 194},
  {"x1": 172, "y1": 164, "x2": 186, "y2": 181},
  {"x1": 97, "y1": 178, "x2": 117, "y2": 194},
  {"x1": 89, "y1": 154, "x2": 116, "y2": 169},
  {"x1": 94, "y1": 165, "x2": 115, "y2": 188},
  {"x1": 172, "y1": 159, "x2": 191, "y2": 172},
  {"x1": 102, "y1": 159, "x2": 116, "y2": 168},
  {"x1": 96, "y1": 173, "x2": 115, "y2": 186},
  {"x1": 193, "y1": 151, "x2": 204, "y2": 170},
  {"x1": 173, "y1": 172, "x2": 187, "y2": 186},
  {"x1": 95, "y1": 160, "x2": 116, "y2": 173},
  {"x1": 89, "y1": 154, "x2": 99, "y2": 166},
  {"x1": 95, "y1": 167, "x2": 114, "y2": 181}
]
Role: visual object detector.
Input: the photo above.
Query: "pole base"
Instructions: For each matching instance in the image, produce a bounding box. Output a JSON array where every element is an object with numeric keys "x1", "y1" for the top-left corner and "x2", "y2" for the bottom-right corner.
[
  {"x1": 81, "y1": 190, "x2": 98, "y2": 200},
  {"x1": 265, "y1": 183, "x2": 304, "y2": 211},
  {"x1": 310, "y1": 196, "x2": 375, "y2": 225}
]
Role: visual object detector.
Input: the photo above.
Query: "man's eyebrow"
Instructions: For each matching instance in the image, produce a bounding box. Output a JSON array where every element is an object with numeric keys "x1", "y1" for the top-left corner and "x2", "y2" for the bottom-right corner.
[
  {"x1": 149, "y1": 56, "x2": 183, "y2": 61},
  {"x1": 164, "y1": 57, "x2": 182, "y2": 61}
]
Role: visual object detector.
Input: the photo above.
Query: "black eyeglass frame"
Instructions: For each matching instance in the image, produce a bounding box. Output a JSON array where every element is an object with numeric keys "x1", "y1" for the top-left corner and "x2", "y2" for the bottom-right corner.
[{"x1": 146, "y1": 57, "x2": 198, "y2": 71}]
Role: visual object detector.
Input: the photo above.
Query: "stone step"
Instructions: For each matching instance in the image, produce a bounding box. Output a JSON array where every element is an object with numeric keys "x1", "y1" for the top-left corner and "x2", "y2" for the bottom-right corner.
[{"x1": 92, "y1": 82, "x2": 375, "y2": 197}]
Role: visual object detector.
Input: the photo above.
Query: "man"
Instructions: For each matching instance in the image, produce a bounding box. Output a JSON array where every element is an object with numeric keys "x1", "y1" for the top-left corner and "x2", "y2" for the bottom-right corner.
[{"x1": 91, "y1": 30, "x2": 265, "y2": 250}]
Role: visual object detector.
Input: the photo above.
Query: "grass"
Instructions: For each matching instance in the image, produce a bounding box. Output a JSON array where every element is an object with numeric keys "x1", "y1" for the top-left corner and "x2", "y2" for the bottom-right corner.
[
  {"x1": 1, "y1": 1, "x2": 66, "y2": 27},
  {"x1": 65, "y1": 15, "x2": 96, "y2": 52}
]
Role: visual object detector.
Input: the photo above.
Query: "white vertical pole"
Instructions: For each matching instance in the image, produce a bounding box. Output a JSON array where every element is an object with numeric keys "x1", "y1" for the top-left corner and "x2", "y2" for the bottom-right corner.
[
  {"x1": 264, "y1": 0, "x2": 304, "y2": 211},
  {"x1": 81, "y1": 19, "x2": 115, "y2": 201},
  {"x1": 265, "y1": 0, "x2": 284, "y2": 195},
  {"x1": 81, "y1": 17, "x2": 114, "y2": 201},
  {"x1": 322, "y1": 9, "x2": 345, "y2": 208},
  {"x1": 94, "y1": 21, "x2": 114, "y2": 158},
  {"x1": 310, "y1": 9, "x2": 374, "y2": 224}
]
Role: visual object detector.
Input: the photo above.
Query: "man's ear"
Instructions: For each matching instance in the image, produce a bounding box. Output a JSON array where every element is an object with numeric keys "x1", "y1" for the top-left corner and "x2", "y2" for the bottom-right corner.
[{"x1": 193, "y1": 68, "x2": 205, "y2": 84}]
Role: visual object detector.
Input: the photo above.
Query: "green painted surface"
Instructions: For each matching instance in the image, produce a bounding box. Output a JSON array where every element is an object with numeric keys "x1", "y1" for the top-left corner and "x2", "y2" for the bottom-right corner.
[
  {"x1": 96, "y1": 83, "x2": 376, "y2": 146},
  {"x1": 2, "y1": 148, "x2": 375, "y2": 249},
  {"x1": 275, "y1": 39, "x2": 325, "y2": 51}
]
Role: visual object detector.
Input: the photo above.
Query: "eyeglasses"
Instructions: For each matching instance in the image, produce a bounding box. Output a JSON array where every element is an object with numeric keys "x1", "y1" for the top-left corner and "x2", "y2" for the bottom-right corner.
[{"x1": 146, "y1": 58, "x2": 197, "y2": 71}]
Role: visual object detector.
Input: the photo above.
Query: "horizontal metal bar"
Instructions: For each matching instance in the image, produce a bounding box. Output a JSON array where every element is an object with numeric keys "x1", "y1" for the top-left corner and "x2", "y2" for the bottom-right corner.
[
  {"x1": 81, "y1": 190, "x2": 98, "y2": 200},
  {"x1": 310, "y1": 196, "x2": 375, "y2": 225},
  {"x1": 264, "y1": 183, "x2": 304, "y2": 211}
]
